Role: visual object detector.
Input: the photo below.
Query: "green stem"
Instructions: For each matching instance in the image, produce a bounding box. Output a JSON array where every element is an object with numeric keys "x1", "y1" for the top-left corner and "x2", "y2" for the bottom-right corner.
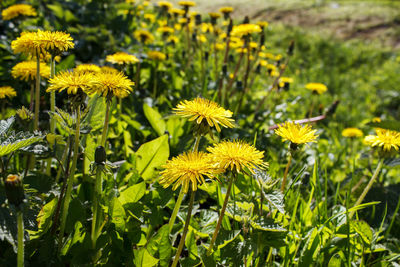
[
  {"x1": 171, "y1": 190, "x2": 195, "y2": 267},
  {"x1": 207, "y1": 172, "x2": 235, "y2": 255},
  {"x1": 281, "y1": 153, "x2": 293, "y2": 192},
  {"x1": 17, "y1": 210, "x2": 24, "y2": 267},
  {"x1": 350, "y1": 158, "x2": 384, "y2": 218},
  {"x1": 168, "y1": 136, "x2": 200, "y2": 233},
  {"x1": 101, "y1": 100, "x2": 111, "y2": 147},
  {"x1": 58, "y1": 107, "x2": 81, "y2": 250},
  {"x1": 50, "y1": 56, "x2": 56, "y2": 133},
  {"x1": 91, "y1": 100, "x2": 111, "y2": 250},
  {"x1": 34, "y1": 54, "x2": 41, "y2": 131}
]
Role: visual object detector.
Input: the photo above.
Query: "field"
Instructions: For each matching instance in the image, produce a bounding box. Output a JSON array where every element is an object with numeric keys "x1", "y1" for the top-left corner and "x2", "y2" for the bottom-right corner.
[{"x1": 0, "y1": 0, "x2": 399, "y2": 266}]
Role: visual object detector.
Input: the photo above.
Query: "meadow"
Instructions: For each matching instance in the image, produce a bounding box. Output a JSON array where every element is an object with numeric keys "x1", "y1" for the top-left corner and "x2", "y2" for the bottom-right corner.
[{"x1": 0, "y1": 0, "x2": 399, "y2": 266}]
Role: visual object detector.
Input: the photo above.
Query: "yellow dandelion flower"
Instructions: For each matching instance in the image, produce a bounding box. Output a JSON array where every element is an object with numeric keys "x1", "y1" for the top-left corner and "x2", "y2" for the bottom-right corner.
[
  {"x1": 144, "y1": 13, "x2": 155, "y2": 22},
  {"x1": 207, "y1": 140, "x2": 268, "y2": 174},
  {"x1": 170, "y1": 8, "x2": 185, "y2": 16},
  {"x1": 174, "y1": 97, "x2": 235, "y2": 132},
  {"x1": 305, "y1": 82, "x2": 328, "y2": 94},
  {"x1": 219, "y1": 6, "x2": 233, "y2": 14},
  {"x1": 74, "y1": 64, "x2": 101, "y2": 73},
  {"x1": 34, "y1": 30, "x2": 74, "y2": 55},
  {"x1": 106, "y1": 52, "x2": 139, "y2": 65},
  {"x1": 364, "y1": 128, "x2": 400, "y2": 152},
  {"x1": 157, "y1": 26, "x2": 174, "y2": 35},
  {"x1": 159, "y1": 151, "x2": 221, "y2": 193},
  {"x1": 0, "y1": 86, "x2": 17, "y2": 99},
  {"x1": 47, "y1": 71, "x2": 94, "y2": 95},
  {"x1": 279, "y1": 77, "x2": 294, "y2": 87},
  {"x1": 342, "y1": 128, "x2": 363, "y2": 138},
  {"x1": 1, "y1": 4, "x2": 37, "y2": 20},
  {"x1": 209, "y1": 12, "x2": 221, "y2": 19},
  {"x1": 147, "y1": 51, "x2": 166, "y2": 61},
  {"x1": 275, "y1": 121, "x2": 319, "y2": 145},
  {"x1": 90, "y1": 71, "x2": 134, "y2": 99},
  {"x1": 134, "y1": 30, "x2": 154, "y2": 44},
  {"x1": 231, "y1": 24, "x2": 262, "y2": 38},
  {"x1": 215, "y1": 43, "x2": 225, "y2": 51},
  {"x1": 100, "y1": 66, "x2": 119, "y2": 73},
  {"x1": 372, "y1": 117, "x2": 381, "y2": 123},
  {"x1": 257, "y1": 21, "x2": 269, "y2": 28},
  {"x1": 168, "y1": 35, "x2": 179, "y2": 44},
  {"x1": 158, "y1": 1, "x2": 173, "y2": 10},
  {"x1": 178, "y1": 1, "x2": 196, "y2": 8},
  {"x1": 11, "y1": 61, "x2": 50, "y2": 81},
  {"x1": 11, "y1": 31, "x2": 38, "y2": 56}
]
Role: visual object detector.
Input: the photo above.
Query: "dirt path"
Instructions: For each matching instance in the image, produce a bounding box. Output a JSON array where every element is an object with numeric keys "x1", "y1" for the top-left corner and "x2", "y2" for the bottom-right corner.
[{"x1": 170, "y1": 0, "x2": 400, "y2": 48}]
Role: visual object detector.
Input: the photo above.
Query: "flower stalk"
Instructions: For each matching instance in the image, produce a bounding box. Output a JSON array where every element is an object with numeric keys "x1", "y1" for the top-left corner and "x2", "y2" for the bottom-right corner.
[
  {"x1": 350, "y1": 158, "x2": 384, "y2": 218},
  {"x1": 171, "y1": 189, "x2": 196, "y2": 267},
  {"x1": 17, "y1": 209, "x2": 24, "y2": 267},
  {"x1": 58, "y1": 106, "x2": 81, "y2": 250},
  {"x1": 281, "y1": 152, "x2": 293, "y2": 192},
  {"x1": 34, "y1": 53, "x2": 40, "y2": 130},
  {"x1": 91, "y1": 99, "x2": 111, "y2": 249}
]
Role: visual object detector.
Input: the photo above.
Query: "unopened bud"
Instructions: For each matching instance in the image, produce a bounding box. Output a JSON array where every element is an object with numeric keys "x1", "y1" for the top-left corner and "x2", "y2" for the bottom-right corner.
[
  {"x1": 287, "y1": 40, "x2": 295, "y2": 56},
  {"x1": 195, "y1": 14, "x2": 202, "y2": 25},
  {"x1": 5, "y1": 174, "x2": 25, "y2": 207},
  {"x1": 95, "y1": 146, "x2": 106, "y2": 165}
]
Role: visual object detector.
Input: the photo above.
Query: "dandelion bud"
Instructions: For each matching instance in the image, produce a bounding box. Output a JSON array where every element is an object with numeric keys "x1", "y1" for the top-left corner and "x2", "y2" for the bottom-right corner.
[
  {"x1": 255, "y1": 64, "x2": 261, "y2": 74},
  {"x1": 222, "y1": 64, "x2": 228, "y2": 76},
  {"x1": 204, "y1": 51, "x2": 209, "y2": 61},
  {"x1": 243, "y1": 16, "x2": 250, "y2": 24},
  {"x1": 236, "y1": 80, "x2": 243, "y2": 92},
  {"x1": 4, "y1": 174, "x2": 25, "y2": 207},
  {"x1": 287, "y1": 40, "x2": 295, "y2": 56},
  {"x1": 192, "y1": 32, "x2": 197, "y2": 42},
  {"x1": 259, "y1": 34, "x2": 265, "y2": 47},
  {"x1": 16, "y1": 106, "x2": 33, "y2": 121},
  {"x1": 195, "y1": 14, "x2": 202, "y2": 25},
  {"x1": 95, "y1": 146, "x2": 106, "y2": 165},
  {"x1": 227, "y1": 19, "x2": 233, "y2": 36},
  {"x1": 228, "y1": 54, "x2": 234, "y2": 63}
]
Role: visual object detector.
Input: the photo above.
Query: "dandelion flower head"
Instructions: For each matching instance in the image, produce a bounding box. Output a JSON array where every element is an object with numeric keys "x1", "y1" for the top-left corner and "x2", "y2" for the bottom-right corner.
[
  {"x1": 305, "y1": 82, "x2": 327, "y2": 94},
  {"x1": 158, "y1": 1, "x2": 173, "y2": 10},
  {"x1": 0, "y1": 86, "x2": 17, "y2": 99},
  {"x1": 178, "y1": 1, "x2": 196, "y2": 8},
  {"x1": 364, "y1": 128, "x2": 400, "y2": 152},
  {"x1": 342, "y1": 128, "x2": 363, "y2": 138},
  {"x1": 106, "y1": 52, "x2": 139, "y2": 65},
  {"x1": 275, "y1": 121, "x2": 319, "y2": 145},
  {"x1": 159, "y1": 151, "x2": 221, "y2": 193},
  {"x1": 74, "y1": 64, "x2": 101, "y2": 74},
  {"x1": 219, "y1": 6, "x2": 233, "y2": 14},
  {"x1": 134, "y1": 30, "x2": 155, "y2": 44},
  {"x1": 90, "y1": 71, "x2": 134, "y2": 99},
  {"x1": 231, "y1": 24, "x2": 262, "y2": 38},
  {"x1": 147, "y1": 51, "x2": 166, "y2": 61},
  {"x1": 47, "y1": 71, "x2": 94, "y2": 95},
  {"x1": 173, "y1": 97, "x2": 235, "y2": 132},
  {"x1": 12, "y1": 61, "x2": 50, "y2": 81},
  {"x1": 2, "y1": 4, "x2": 37, "y2": 20},
  {"x1": 207, "y1": 140, "x2": 268, "y2": 174}
]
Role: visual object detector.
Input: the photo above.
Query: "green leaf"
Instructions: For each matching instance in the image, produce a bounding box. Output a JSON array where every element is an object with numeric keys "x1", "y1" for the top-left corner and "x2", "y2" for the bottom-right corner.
[
  {"x1": 82, "y1": 95, "x2": 106, "y2": 132},
  {"x1": 0, "y1": 132, "x2": 43, "y2": 156},
  {"x1": 264, "y1": 190, "x2": 285, "y2": 214},
  {"x1": 133, "y1": 248, "x2": 159, "y2": 267},
  {"x1": 47, "y1": 4, "x2": 64, "y2": 19},
  {"x1": 328, "y1": 253, "x2": 343, "y2": 267},
  {"x1": 118, "y1": 182, "x2": 146, "y2": 206},
  {"x1": 352, "y1": 220, "x2": 373, "y2": 245},
  {"x1": 110, "y1": 197, "x2": 126, "y2": 233},
  {"x1": 35, "y1": 198, "x2": 58, "y2": 237},
  {"x1": 166, "y1": 116, "x2": 185, "y2": 147},
  {"x1": 367, "y1": 120, "x2": 400, "y2": 131},
  {"x1": 146, "y1": 224, "x2": 172, "y2": 267},
  {"x1": 217, "y1": 230, "x2": 241, "y2": 250},
  {"x1": 185, "y1": 229, "x2": 198, "y2": 260},
  {"x1": 0, "y1": 116, "x2": 15, "y2": 136},
  {"x1": 143, "y1": 103, "x2": 166, "y2": 136},
  {"x1": 136, "y1": 134, "x2": 169, "y2": 181}
]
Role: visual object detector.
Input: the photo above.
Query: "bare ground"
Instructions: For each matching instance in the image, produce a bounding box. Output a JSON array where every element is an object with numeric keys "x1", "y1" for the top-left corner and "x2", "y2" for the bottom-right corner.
[{"x1": 170, "y1": 0, "x2": 400, "y2": 48}]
